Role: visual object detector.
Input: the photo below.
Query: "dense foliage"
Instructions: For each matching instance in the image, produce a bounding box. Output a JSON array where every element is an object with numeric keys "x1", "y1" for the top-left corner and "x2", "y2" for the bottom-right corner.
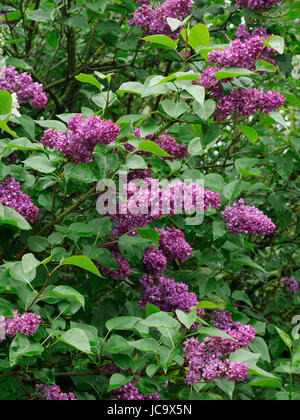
[{"x1": 0, "y1": 0, "x2": 299, "y2": 401}]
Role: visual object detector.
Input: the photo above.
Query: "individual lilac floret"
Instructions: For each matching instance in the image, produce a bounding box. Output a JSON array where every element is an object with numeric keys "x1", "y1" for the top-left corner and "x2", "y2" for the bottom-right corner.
[
  {"x1": 222, "y1": 199, "x2": 276, "y2": 235},
  {"x1": 281, "y1": 277, "x2": 298, "y2": 295},
  {"x1": 97, "y1": 251, "x2": 130, "y2": 280},
  {"x1": 35, "y1": 384, "x2": 77, "y2": 401},
  {"x1": 184, "y1": 337, "x2": 249, "y2": 385},
  {"x1": 0, "y1": 65, "x2": 48, "y2": 109},
  {"x1": 0, "y1": 177, "x2": 39, "y2": 223},
  {"x1": 129, "y1": 0, "x2": 194, "y2": 39},
  {"x1": 155, "y1": 227, "x2": 192, "y2": 263},
  {"x1": 138, "y1": 275, "x2": 200, "y2": 319},
  {"x1": 5, "y1": 310, "x2": 41, "y2": 339},
  {"x1": 41, "y1": 114, "x2": 120, "y2": 164},
  {"x1": 142, "y1": 247, "x2": 167, "y2": 277},
  {"x1": 235, "y1": 0, "x2": 283, "y2": 11},
  {"x1": 110, "y1": 379, "x2": 160, "y2": 400}
]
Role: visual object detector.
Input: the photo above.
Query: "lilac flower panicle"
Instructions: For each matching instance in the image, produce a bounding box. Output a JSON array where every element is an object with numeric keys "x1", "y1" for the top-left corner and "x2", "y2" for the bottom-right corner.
[
  {"x1": 281, "y1": 277, "x2": 298, "y2": 295},
  {"x1": 41, "y1": 114, "x2": 120, "y2": 164},
  {"x1": 156, "y1": 227, "x2": 192, "y2": 263},
  {"x1": 129, "y1": 0, "x2": 193, "y2": 39},
  {"x1": 0, "y1": 177, "x2": 39, "y2": 223},
  {"x1": 235, "y1": 0, "x2": 283, "y2": 11},
  {"x1": 110, "y1": 379, "x2": 160, "y2": 400},
  {"x1": 142, "y1": 247, "x2": 167, "y2": 277},
  {"x1": 138, "y1": 275, "x2": 202, "y2": 324},
  {"x1": 5, "y1": 310, "x2": 41, "y2": 339},
  {"x1": 0, "y1": 65, "x2": 47, "y2": 109},
  {"x1": 109, "y1": 178, "x2": 220, "y2": 238},
  {"x1": 35, "y1": 384, "x2": 77, "y2": 401},
  {"x1": 222, "y1": 199, "x2": 276, "y2": 235}
]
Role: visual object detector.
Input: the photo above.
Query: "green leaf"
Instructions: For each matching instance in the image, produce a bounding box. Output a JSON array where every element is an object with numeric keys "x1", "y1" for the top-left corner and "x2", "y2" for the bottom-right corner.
[
  {"x1": 193, "y1": 100, "x2": 216, "y2": 120},
  {"x1": 129, "y1": 338, "x2": 159, "y2": 353},
  {"x1": 75, "y1": 73, "x2": 101, "y2": 90},
  {"x1": 117, "y1": 82, "x2": 143, "y2": 95},
  {"x1": 23, "y1": 155, "x2": 57, "y2": 174},
  {"x1": 35, "y1": 120, "x2": 67, "y2": 131},
  {"x1": 0, "y1": 90, "x2": 12, "y2": 120},
  {"x1": 198, "y1": 326, "x2": 236, "y2": 341},
  {"x1": 234, "y1": 257, "x2": 266, "y2": 273},
  {"x1": 263, "y1": 35, "x2": 285, "y2": 55},
  {"x1": 162, "y1": 100, "x2": 189, "y2": 118},
  {"x1": 256, "y1": 59, "x2": 277, "y2": 73},
  {"x1": 142, "y1": 35, "x2": 177, "y2": 50},
  {"x1": 188, "y1": 137, "x2": 203, "y2": 156},
  {"x1": 212, "y1": 220, "x2": 226, "y2": 240},
  {"x1": 175, "y1": 309, "x2": 197, "y2": 329},
  {"x1": 232, "y1": 291, "x2": 253, "y2": 307},
  {"x1": 248, "y1": 377, "x2": 282, "y2": 389},
  {"x1": 22, "y1": 254, "x2": 40, "y2": 274},
  {"x1": 269, "y1": 111, "x2": 288, "y2": 129},
  {"x1": 27, "y1": 9, "x2": 53, "y2": 22},
  {"x1": 197, "y1": 301, "x2": 223, "y2": 310},
  {"x1": 214, "y1": 68, "x2": 254, "y2": 80},
  {"x1": 64, "y1": 162, "x2": 97, "y2": 183},
  {"x1": 106, "y1": 317, "x2": 141, "y2": 332},
  {"x1": 138, "y1": 140, "x2": 172, "y2": 157},
  {"x1": 85, "y1": 0, "x2": 107, "y2": 13},
  {"x1": 238, "y1": 126, "x2": 258, "y2": 144},
  {"x1": 275, "y1": 327, "x2": 293, "y2": 351},
  {"x1": 49, "y1": 286, "x2": 85, "y2": 309},
  {"x1": 119, "y1": 234, "x2": 152, "y2": 263},
  {"x1": 28, "y1": 236, "x2": 49, "y2": 252},
  {"x1": 188, "y1": 24, "x2": 210, "y2": 49},
  {"x1": 58, "y1": 329, "x2": 91, "y2": 353},
  {"x1": 9, "y1": 334, "x2": 43, "y2": 367},
  {"x1": 142, "y1": 312, "x2": 180, "y2": 329},
  {"x1": 108, "y1": 374, "x2": 133, "y2": 392},
  {"x1": 60, "y1": 255, "x2": 103, "y2": 278},
  {"x1": 184, "y1": 85, "x2": 205, "y2": 105},
  {"x1": 0, "y1": 203, "x2": 31, "y2": 230},
  {"x1": 125, "y1": 155, "x2": 148, "y2": 169}
]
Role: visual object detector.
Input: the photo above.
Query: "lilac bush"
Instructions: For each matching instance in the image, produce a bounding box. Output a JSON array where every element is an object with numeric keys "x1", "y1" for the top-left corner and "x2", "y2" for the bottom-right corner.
[{"x1": 0, "y1": 0, "x2": 298, "y2": 404}]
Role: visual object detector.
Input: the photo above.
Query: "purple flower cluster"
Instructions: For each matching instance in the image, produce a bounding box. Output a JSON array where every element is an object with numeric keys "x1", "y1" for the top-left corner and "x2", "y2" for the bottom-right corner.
[
  {"x1": 196, "y1": 29, "x2": 285, "y2": 121},
  {"x1": 41, "y1": 114, "x2": 120, "y2": 164},
  {"x1": 0, "y1": 177, "x2": 39, "y2": 223},
  {"x1": 222, "y1": 199, "x2": 276, "y2": 235},
  {"x1": 2, "y1": 310, "x2": 41, "y2": 340},
  {"x1": 235, "y1": 25, "x2": 278, "y2": 64},
  {"x1": 214, "y1": 87, "x2": 285, "y2": 122},
  {"x1": 109, "y1": 178, "x2": 220, "y2": 237},
  {"x1": 97, "y1": 251, "x2": 131, "y2": 280},
  {"x1": 208, "y1": 36, "x2": 265, "y2": 69},
  {"x1": 129, "y1": 0, "x2": 193, "y2": 38},
  {"x1": 142, "y1": 246, "x2": 167, "y2": 277},
  {"x1": 0, "y1": 65, "x2": 47, "y2": 109},
  {"x1": 35, "y1": 384, "x2": 77, "y2": 401},
  {"x1": 184, "y1": 311, "x2": 255, "y2": 385},
  {"x1": 184, "y1": 337, "x2": 249, "y2": 384},
  {"x1": 110, "y1": 378, "x2": 160, "y2": 400},
  {"x1": 281, "y1": 277, "x2": 298, "y2": 295},
  {"x1": 156, "y1": 227, "x2": 192, "y2": 263},
  {"x1": 235, "y1": 0, "x2": 283, "y2": 10},
  {"x1": 139, "y1": 274, "x2": 199, "y2": 316},
  {"x1": 142, "y1": 227, "x2": 192, "y2": 276}
]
